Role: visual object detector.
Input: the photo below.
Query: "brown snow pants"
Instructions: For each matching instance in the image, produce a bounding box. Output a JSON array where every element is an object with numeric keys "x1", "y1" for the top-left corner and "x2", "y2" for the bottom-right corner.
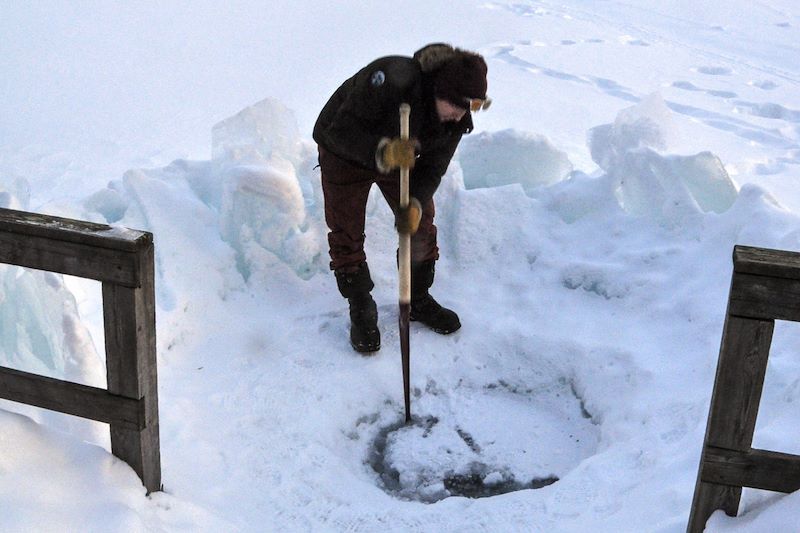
[{"x1": 319, "y1": 146, "x2": 439, "y2": 272}]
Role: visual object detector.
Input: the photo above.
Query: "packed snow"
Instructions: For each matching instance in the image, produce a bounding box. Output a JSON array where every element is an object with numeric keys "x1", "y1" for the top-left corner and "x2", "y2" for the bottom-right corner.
[{"x1": 2, "y1": 1, "x2": 800, "y2": 531}]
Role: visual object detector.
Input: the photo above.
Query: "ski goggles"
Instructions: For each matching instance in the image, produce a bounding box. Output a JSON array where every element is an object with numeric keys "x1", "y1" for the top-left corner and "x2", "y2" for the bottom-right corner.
[{"x1": 468, "y1": 97, "x2": 492, "y2": 112}]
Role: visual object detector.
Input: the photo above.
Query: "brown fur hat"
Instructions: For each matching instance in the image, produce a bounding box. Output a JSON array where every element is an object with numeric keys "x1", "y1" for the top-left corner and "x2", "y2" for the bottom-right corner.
[{"x1": 414, "y1": 43, "x2": 488, "y2": 106}]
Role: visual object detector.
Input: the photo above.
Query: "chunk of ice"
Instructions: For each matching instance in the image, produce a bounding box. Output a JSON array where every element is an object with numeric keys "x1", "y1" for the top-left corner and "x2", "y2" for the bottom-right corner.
[{"x1": 459, "y1": 129, "x2": 573, "y2": 194}]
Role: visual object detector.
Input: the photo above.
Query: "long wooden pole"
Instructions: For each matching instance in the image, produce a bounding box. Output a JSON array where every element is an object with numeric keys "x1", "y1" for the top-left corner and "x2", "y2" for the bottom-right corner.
[{"x1": 398, "y1": 103, "x2": 412, "y2": 423}]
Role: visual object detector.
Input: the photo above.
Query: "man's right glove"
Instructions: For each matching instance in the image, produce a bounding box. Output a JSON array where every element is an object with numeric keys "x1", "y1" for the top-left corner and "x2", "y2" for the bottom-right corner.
[
  {"x1": 378, "y1": 137, "x2": 419, "y2": 172},
  {"x1": 396, "y1": 196, "x2": 422, "y2": 235}
]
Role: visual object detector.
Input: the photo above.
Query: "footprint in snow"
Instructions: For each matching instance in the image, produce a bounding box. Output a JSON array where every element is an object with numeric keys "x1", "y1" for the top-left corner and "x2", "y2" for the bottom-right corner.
[
  {"x1": 619, "y1": 36, "x2": 649, "y2": 46},
  {"x1": 707, "y1": 90, "x2": 738, "y2": 99},
  {"x1": 734, "y1": 101, "x2": 800, "y2": 122},
  {"x1": 672, "y1": 81, "x2": 703, "y2": 91},
  {"x1": 749, "y1": 159, "x2": 786, "y2": 176},
  {"x1": 695, "y1": 66, "x2": 733, "y2": 76},
  {"x1": 750, "y1": 80, "x2": 779, "y2": 90},
  {"x1": 672, "y1": 81, "x2": 736, "y2": 99}
]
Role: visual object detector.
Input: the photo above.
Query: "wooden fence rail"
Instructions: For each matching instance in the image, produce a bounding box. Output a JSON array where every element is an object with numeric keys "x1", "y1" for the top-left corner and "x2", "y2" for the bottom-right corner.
[
  {"x1": 0, "y1": 207, "x2": 161, "y2": 493},
  {"x1": 688, "y1": 245, "x2": 800, "y2": 531}
]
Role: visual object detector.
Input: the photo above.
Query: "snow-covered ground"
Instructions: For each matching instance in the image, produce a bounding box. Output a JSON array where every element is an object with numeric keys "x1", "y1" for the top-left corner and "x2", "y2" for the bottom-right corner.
[{"x1": 2, "y1": 1, "x2": 800, "y2": 531}]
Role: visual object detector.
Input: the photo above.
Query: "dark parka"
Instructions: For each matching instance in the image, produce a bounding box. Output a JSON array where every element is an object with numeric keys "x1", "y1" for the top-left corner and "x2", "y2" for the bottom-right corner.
[{"x1": 313, "y1": 44, "x2": 475, "y2": 204}]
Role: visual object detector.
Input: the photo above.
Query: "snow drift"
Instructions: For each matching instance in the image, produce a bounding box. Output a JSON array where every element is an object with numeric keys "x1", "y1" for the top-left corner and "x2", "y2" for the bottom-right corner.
[{"x1": 0, "y1": 182, "x2": 105, "y2": 444}]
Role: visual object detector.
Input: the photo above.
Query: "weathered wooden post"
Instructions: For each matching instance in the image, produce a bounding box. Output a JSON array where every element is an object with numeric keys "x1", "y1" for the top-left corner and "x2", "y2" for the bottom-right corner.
[
  {"x1": 688, "y1": 245, "x2": 800, "y2": 531},
  {"x1": 0, "y1": 207, "x2": 161, "y2": 493},
  {"x1": 103, "y1": 236, "x2": 161, "y2": 492}
]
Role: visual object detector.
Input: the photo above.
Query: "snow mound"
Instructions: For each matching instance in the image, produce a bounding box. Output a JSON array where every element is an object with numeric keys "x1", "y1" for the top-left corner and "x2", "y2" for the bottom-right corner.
[
  {"x1": 84, "y1": 184, "x2": 129, "y2": 224},
  {"x1": 531, "y1": 171, "x2": 622, "y2": 223},
  {"x1": 0, "y1": 184, "x2": 105, "y2": 443},
  {"x1": 218, "y1": 159, "x2": 311, "y2": 277},
  {"x1": 588, "y1": 93, "x2": 738, "y2": 221},
  {"x1": 458, "y1": 129, "x2": 573, "y2": 194},
  {"x1": 455, "y1": 95, "x2": 737, "y2": 227},
  {"x1": 0, "y1": 409, "x2": 230, "y2": 530},
  {"x1": 85, "y1": 99, "x2": 327, "y2": 282},
  {"x1": 211, "y1": 100, "x2": 325, "y2": 280}
]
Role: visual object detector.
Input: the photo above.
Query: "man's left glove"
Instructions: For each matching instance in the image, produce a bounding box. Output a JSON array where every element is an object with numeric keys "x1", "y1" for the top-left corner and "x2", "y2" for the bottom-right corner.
[
  {"x1": 396, "y1": 196, "x2": 422, "y2": 235},
  {"x1": 377, "y1": 137, "x2": 419, "y2": 173}
]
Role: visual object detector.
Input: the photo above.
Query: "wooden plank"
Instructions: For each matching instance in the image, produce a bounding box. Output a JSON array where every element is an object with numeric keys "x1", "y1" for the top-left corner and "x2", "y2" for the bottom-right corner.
[
  {"x1": 0, "y1": 231, "x2": 142, "y2": 287},
  {"x1": 705, "y1": 314, "x2": 773, "y2": 451},
  {"x1": 734, "y1": 245, "x2": 800, "y2": 280},
  {"x1": 0, "y1": 365, "x2": 144, "y2": 430},
  {"x1": 702, "y1": 446, "x2": 800, "y2": 493},
  {"x1": 0, "y1": 208, "x2": 161, "y2": 491},
  {"x1": 687, "y1": 482, "x2": 742, "y2": 533},
  {"x1": 103, "y1": 240, "x2": 161, "y2": 493},
  {"x1": 689, "y1": 246, "x2": 800, "y2": 532},
  {"x1": 0, "y1": 207, "x2": 149, "y2": 252},
  {"x1": 688, "y1": 312, "x2": 773, "y2": 530},
  {"x1": 729, "y1": 272, "x2": 800, "y2": 322}
]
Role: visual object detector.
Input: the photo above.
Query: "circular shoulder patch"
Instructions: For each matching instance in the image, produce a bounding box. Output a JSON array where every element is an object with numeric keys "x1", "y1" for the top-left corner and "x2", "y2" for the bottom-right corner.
[{"x1": 370, "y1": 70, "x2": 386, "y2": 87}]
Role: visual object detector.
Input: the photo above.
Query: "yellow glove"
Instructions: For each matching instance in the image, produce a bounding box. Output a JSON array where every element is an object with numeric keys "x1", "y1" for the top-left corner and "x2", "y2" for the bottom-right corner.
[
  {"x1": 396, "y1": 196, "x2": 422, "y2": 235},
  {"x1": 380, "y1": 137, "x2": 418, "y2": 171}
]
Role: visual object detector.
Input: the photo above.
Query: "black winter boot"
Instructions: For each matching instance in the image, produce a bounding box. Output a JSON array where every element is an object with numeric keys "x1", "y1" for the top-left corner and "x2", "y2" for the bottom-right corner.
[
  {"x1": 335, "y1": 263, "x2": 380, "y2": 353},
  {"x1": 410, "y1": 261, "x2": 461, "y2": 334},
  {"x1": 347, "y1": 294, "x2": 380, "y2": 353}
]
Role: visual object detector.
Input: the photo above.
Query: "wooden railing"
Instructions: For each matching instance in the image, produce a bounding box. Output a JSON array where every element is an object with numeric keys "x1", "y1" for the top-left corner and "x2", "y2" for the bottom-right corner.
[
  {"x1": 0, "y1": 207, "x2": 161, "y2": 493},
  {"x1": 688, "y1": 245, "x2": 800, "y2": 531}
]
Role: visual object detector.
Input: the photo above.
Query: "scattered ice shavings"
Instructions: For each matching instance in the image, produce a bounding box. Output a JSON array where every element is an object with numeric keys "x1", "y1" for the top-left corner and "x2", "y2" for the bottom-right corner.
[{"x1": 483, "y1": 471, "x2": 505, "y2": 485}]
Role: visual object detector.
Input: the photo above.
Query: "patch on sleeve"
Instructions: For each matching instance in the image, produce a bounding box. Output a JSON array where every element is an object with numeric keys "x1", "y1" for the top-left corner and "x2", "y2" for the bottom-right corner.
[{"x1": 370, "y1": 70, "x2": 386, "y2": 87}]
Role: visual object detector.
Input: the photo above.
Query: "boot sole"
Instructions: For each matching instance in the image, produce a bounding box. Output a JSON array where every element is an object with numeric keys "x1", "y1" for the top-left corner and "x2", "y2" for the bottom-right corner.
[
  {"x1": 352, "y1": 341, "x2": 381, "y2": 354},
  {"x1": 410, "y1": 317, "x2": 461, "y2": 335}
]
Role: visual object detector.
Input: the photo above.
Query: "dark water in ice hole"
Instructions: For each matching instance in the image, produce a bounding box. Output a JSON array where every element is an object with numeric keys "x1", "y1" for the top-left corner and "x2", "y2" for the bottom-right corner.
[{"x1": 367, "y1": 415, "x2": 559, "y2": 503}]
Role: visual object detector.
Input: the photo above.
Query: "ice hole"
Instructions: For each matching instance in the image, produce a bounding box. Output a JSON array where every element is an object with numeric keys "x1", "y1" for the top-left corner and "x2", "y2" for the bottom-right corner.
[{"x1": 366, "y1": 377, "x2": 599, "y2": 502}]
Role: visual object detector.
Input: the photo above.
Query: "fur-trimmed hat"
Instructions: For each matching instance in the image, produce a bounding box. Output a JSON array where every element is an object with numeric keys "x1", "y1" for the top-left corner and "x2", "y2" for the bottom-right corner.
[
  {"x1": 414, "y1": 44, "x2": 488, "y2": 108},
  {"x1": 434, "y1": 52, "x2": 488, "y2": 107}
]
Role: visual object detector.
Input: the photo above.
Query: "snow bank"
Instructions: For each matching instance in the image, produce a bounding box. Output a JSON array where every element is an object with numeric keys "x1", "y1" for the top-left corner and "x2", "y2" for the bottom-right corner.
[
  {"x1": 82, "y1": 94, "x2": 744, "y2": 298},
  {"x1": 0, "y1": 409, "x2": 230, "y2": 530},
  {"x1": 212, "y1": 100, "x2": 324, "y2": 279},
  {"x1": 0, "y1": 184, "x2": 106, "y2": 443},
  {"x1": 85, "y1": 98, "x2": 327, "y2": 284},
  {"x1": 456, "y1": 94, "x2": 738, "y2": 227}
]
